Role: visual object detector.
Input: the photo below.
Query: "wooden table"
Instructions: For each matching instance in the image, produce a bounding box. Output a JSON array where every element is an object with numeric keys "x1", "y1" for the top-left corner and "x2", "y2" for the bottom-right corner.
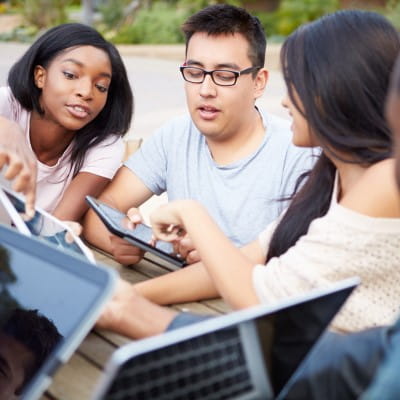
[{"x1": 40, "y1": 250, "x2": 229, "y2": 400}]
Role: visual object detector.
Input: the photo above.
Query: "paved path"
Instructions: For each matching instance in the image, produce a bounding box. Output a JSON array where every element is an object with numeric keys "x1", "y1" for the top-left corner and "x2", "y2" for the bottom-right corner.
[{"x1": 0, "y1": 42, "x2": 287, "y2": 141}]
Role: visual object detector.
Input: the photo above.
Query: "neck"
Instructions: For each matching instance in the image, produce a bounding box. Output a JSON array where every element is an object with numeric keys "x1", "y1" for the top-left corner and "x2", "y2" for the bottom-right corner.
[
  {"x1": 207, "y1": 108, "x2": 265, "y2": 165},
  {"x1": 332, "y1": 158, "x2": 367, "y2": 200},
  {"x1": 30, "y1": 111, "x2": 75, "y2": 165}
]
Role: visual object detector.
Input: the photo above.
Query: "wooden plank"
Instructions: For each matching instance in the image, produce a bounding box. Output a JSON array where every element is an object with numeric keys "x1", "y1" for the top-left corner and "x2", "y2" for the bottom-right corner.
[
  {"x1": 202, "y1": 298, "x2": 231, "y2": 313},
  {"x1": 46, "y1": 353, "x2": 102, "y2": 400},
  {"x1": 93, "y1": 329, "x2": 133, "y2": 348},
  {"x1": 77, "y1": 332, "x2": 117, "y2": 367}
]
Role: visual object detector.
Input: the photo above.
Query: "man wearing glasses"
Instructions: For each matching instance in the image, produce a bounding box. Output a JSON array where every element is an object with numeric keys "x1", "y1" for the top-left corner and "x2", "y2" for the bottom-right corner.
[{"x1": 83, "y1": 4, "x2": 313, "y2": 266}]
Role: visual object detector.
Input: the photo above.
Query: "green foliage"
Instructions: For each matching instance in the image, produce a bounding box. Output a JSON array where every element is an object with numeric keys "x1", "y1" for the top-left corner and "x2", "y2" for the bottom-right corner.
[
  {"x1": 98, "y1": 0, "x2": 131, "y2": 30},
  {"x1": 111, "y1": 2, "x2": 189, "y2": 44},
  {"x1": 23, "y1": 0, "x2": 72, "y2": 29},
  {"x1": 385, "y1": 0, "x2": 400, "y2": 30},
  {"x1": 260, "y1": 0, "x2": 340, "y2": 37}
]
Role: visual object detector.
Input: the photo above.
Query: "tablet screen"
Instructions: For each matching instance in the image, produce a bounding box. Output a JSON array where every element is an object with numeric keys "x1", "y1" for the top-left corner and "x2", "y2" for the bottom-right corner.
[
  {"x1": 0, "y1": 188, "x2": 95, "y2": 263},
  {"x1": 0, "y1": 225, "x2": 114, "y2": 398}
]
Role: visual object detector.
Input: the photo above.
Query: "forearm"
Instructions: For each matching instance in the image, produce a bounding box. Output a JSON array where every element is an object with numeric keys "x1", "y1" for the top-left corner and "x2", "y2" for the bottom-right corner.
[
  {"x1": 135, "y1": 262, "x2": 219, "y2": 305},
  {"x1": 83, "y1": 208, "x2": 113, "y2": 253},
  {"x1": 176, "y1": 201, "x2": 259, "y2": 309}
]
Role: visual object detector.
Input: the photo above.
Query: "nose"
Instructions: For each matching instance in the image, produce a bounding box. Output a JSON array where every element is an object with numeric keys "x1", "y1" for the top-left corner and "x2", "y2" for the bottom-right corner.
[
  {"x1": 199, "y1": 74, "x2": 217, "y2": 98},
  {"x1": 75, "y1": 77, "x2": 93, "y2": 100}
]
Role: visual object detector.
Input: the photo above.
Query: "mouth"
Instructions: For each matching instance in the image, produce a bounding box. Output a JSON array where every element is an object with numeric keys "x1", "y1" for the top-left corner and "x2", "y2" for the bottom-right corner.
[
  {"x1": 197, "y1": 105, "x2": 220, "y2": 120},
  {"x1": 66, "y1": 104, "x2": 91, "y2": 119}
]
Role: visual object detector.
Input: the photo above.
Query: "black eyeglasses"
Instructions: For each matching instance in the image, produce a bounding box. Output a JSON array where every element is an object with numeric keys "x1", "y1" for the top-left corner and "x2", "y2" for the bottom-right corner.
[{"x1": 180, "y1": 65, "x2": 262, "y2": 87}]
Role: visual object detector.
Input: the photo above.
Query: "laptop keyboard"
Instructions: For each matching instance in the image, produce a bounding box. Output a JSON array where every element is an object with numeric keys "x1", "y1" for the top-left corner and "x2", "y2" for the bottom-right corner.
[{"x1": 104, "y1": 326, "x2": 254, "y2": 399}]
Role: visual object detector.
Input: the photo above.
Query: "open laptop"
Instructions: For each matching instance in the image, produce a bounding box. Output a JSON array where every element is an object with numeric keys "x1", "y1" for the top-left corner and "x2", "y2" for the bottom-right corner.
[
  {"x1": 0, "y1": 223, "x2": 117, "y2": 399},
  {"x1": 92, "y1": 277, "x2": 359, "y2": 400}
]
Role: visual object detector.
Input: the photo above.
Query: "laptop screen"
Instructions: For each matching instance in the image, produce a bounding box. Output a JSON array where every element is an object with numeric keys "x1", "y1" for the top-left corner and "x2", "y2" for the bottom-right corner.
[
  {"x1": 0, "y1": 225, "x2": 115, "y2": 399},
  {"x1": 255, "y1": 284, "x2": 353, "y2": 395}
]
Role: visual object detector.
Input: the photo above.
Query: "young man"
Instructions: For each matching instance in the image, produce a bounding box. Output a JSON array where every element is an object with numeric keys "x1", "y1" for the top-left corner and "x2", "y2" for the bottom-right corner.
[{"x1": 82, "y1": 4, "x2": 312, "y2": 265}]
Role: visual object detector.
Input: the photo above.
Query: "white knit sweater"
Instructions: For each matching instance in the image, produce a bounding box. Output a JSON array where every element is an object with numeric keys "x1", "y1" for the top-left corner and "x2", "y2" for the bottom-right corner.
[{"x1": 253, "y1": 176, "x2": 400, "y2": 333}]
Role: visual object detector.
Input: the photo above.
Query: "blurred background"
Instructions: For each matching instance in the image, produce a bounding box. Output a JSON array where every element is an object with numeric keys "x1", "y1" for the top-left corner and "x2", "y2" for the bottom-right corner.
[
  {"x1": 0, "y1": 0, "x2": 398, "y2": 45},
  {"x1": 0, "y1": 0, "x2": 398, "y2": 214}
]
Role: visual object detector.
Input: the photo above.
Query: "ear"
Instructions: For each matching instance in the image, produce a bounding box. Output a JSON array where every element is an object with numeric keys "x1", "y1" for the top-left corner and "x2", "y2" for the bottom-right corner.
[
  {"x1": 254, "y1": 68, "x2": 268, "y2": 100},
  {"x1": 33, "y1": 65, "x2": 46, "y2": 89}
]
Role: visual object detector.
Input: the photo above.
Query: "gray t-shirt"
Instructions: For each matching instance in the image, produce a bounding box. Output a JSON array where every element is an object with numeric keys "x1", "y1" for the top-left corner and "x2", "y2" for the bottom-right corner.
[{"x1": 125, "y1": 110, "x2": 314, "y2": 246}]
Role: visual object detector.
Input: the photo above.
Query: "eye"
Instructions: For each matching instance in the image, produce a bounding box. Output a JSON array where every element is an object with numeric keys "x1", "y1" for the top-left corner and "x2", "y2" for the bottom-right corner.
[
  {"x1": 62, "y1": 71, "x2": 76, "y2": 79},
  {"x1": 214, "y1": 70, "x2": 235, "y2": 82},
  {"x1": 95, "y1": 83, "x2": 108, "y2": 93},
  {"x1": 186, "y1": 68, "x2": 203, "y2": 79}
]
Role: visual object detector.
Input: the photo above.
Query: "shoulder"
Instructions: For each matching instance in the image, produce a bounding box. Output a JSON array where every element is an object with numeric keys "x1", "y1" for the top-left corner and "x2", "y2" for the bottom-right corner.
[
  {"x1": 140, "y1": 113, "x2": 202, "y2": 153},
  {"x1": 262, "y1": 111, "x2": 291, "y2": 137},
  {"x1": 84, "y1": 135, "x2": 124, "y2": 161},
  {"x1": 340, "y1": 159, "x2": 400, "y2": 218},
  {"x1": 155, "y1": 114, "x2": 193, "y2": 137},
  {"x1": 261, "y1": 111, "x2": 315, "y2": 166},
  {"x1": 0, "y1": 87, "x2": 21, "y2": 118}
]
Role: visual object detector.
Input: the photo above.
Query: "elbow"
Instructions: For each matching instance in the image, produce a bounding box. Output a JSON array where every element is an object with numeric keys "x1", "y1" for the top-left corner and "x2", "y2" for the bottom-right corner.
[{"x1": 227, "y1": 290, "x2": 260, "y2": 311}]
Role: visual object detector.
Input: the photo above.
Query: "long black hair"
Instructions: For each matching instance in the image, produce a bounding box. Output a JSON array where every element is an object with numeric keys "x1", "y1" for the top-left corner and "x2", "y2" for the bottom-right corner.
[
  {"x1": 8, "y1": 23, "x2": 133, "y2": 177},
  {"x1": 266, "y1": 10, "x2": 400, "y2": 262}
]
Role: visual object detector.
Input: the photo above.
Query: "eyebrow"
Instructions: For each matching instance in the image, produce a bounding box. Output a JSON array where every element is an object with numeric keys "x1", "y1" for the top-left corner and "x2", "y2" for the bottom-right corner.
[
  {"x1": 61, "y1": 58, "x2": 112, "y2": 79},
  {"x1": 185, "y1": 59, "x2": 240, "y2": 70}
]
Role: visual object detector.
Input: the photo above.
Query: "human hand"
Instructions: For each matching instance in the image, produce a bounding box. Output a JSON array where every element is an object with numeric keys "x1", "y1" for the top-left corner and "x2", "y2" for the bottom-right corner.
[
  {"x1": 96, "y1": 278, "x2": 135, "y2": 332},
  {"x1": 149, "y1": 202, "x2": 187, "y2": 242},
  {"x1": 63, "y1": 221, "x2": 83, "y2": 244},
  {"x1": 110, "y1": 207, "x2": 145, "y2": 265},
  {"x1": 0, "y1": 117, "x2": 37, "y2": 218},
  {"x1": 173, "y1": 236, "x2": 201, "y2": 264}
]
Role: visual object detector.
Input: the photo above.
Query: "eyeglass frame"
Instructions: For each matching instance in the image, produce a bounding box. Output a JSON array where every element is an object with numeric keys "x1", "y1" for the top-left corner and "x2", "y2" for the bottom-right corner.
[{"x1": 179, "y1": 65, "x2": 262, "y2": 87}]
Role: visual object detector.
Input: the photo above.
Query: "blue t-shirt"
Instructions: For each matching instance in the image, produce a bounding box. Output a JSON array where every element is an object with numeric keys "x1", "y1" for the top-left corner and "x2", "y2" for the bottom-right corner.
[{"x1": 125, "y1": 110, "x2": 314, "y2": 246}]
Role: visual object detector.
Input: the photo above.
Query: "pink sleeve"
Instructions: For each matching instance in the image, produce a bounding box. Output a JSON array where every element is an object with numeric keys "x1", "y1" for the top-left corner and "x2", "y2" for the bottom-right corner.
[
  {"x1": 0, "y1": 87, "x2": 13, "y2": 117},
  {"x1": 80, "y1": 136, "x2": 125, "y2": 179}
]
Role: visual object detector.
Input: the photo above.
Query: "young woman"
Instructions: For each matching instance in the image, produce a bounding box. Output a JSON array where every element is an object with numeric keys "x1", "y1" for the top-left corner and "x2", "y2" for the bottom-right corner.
[
  {"x1": 0, "y1": 23, "x2": 133, "y2": 221},
  {"x1": 97, "y1": 9, "x2": 400, "y2": 338}
]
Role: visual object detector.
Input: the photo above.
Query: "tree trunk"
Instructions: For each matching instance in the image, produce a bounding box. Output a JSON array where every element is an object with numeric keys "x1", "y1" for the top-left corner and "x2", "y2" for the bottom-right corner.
[{"x1": 82, "y1": 0, "x2": 94, "y2": 26}]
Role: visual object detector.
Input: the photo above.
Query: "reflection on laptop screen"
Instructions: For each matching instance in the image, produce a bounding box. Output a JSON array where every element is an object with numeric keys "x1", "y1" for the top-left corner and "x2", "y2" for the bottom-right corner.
[{"x1": 0, "y1": 225, "x2": 115, "y2": 399}]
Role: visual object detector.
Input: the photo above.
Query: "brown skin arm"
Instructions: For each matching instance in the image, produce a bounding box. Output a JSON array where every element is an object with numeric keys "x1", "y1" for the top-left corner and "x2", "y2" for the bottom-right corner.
[
  {"x1": 52, "y1": 172, "x2": 110, "y2": 222},
  {"x1": 83, "y1": 166, "x2": 154, "y2": 260}
]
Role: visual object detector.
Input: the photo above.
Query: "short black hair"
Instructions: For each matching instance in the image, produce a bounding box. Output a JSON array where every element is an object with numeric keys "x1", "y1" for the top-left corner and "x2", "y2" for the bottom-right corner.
[
  {"x1": 3, "y1": 308, "x2": 62, "y2": 388},
  {"x1": 182, "y1": 4, "x2": 266, "y2": 69},
  {"x1": 8, "y1": 23, "x2": 133, "y2": 176}
]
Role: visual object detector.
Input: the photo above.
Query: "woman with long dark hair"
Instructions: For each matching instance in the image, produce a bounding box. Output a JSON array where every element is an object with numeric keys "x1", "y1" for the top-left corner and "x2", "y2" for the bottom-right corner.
[{"x1": 0, "y1": 23, "x2": 133, "y2": 220}]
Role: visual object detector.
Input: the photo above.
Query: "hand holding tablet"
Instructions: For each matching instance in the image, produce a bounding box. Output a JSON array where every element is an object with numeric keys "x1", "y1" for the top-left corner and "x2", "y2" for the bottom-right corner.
[{"x1": 85, "y1": 196, "x2": 187, "y2": 269}]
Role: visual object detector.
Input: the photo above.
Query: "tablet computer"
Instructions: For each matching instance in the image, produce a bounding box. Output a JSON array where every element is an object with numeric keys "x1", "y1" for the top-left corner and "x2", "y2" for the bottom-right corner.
[
  {"x1": 0, "y1": 186, "x2": 96, "y2": 264},
  {"x1": 0, "y1": 223, "x2": 117, "y2": 400},
  {"x1": 85, "y1": 196, "x2": 186, "y2": 268}
]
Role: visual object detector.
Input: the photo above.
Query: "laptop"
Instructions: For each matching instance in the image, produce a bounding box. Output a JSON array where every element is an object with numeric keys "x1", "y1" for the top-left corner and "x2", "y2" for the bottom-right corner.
[
  {"x1": 0, "y1": 185, "x2": 96, "y2": 263},
  {"x1": 92, "y1": 277, "x2": 359, "y2": 400},
  {"x1": 0, "y1": 223, "x2": 117, "y2": 399}
]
